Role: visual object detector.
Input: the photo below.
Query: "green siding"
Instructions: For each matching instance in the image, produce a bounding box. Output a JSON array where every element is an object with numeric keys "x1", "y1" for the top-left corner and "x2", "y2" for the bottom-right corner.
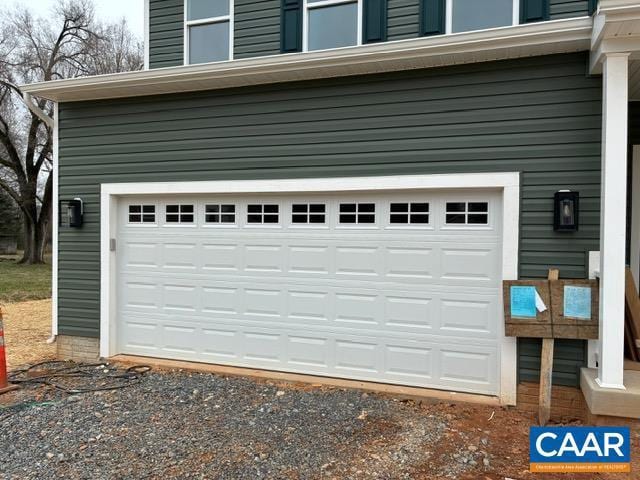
[
  {"x1": 149, "y1": 0, "x2": 184, "y2": 69},
  {"x1": 147, "y1": 0, "x2": 593, "y2": 65},
  {"x1": 58, "y1": 53, "x2": 600, "y2": 384},
  {"x1": 549, "y1": 0, "x2": 590, "y2": 19},
  {"x1": 518, "y1": 338, "x2": 587, "y2": 387},
  {"x1": 387, "y1": 0, "x2": 419, "y2": 40},
  {"x1": 235, "y1": 0, "x2": 281, "y2": 59}
]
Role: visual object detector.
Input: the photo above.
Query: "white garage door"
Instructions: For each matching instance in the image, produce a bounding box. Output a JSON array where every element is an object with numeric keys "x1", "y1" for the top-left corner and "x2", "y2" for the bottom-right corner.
[{"x1": 117, "y1": 190, "x2": 503, "y2": 395}]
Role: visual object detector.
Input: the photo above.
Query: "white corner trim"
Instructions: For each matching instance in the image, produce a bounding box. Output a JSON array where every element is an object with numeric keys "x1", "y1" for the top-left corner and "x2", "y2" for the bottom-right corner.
[
  {"x1": 50, "y1": 103, "x2": 59, "y2": 341},
  {"x1": 21, "y1": 16, "x2": 592, "y2": 103},
  {"x1": 144, "y1": 0, "x2": 150, "y2": 70},
  {"x1": 99, "y1": 172, "x2": 520, "y2": 404}
]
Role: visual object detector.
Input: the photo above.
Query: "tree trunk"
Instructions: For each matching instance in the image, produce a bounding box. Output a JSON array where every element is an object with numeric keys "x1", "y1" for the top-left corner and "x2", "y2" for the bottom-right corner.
[{"x1": 19, "y1": 210, "x2": 48, "y2": 265}]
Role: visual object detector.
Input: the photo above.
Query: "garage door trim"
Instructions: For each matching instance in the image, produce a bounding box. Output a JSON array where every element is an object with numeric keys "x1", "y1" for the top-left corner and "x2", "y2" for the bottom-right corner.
[{"x1": 99, "y1": 172, "x2": 520, "y2": 404}]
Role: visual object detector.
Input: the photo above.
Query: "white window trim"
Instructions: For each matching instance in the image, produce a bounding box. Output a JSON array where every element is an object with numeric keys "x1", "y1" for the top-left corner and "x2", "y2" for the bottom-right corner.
[
  {"x1": 445, "y1": 0, "x2": 520, "y2": 35},
  {"x1": 183, "y1": 0, "x2": 234, "y2": 65},
  {"x1": 302, "y1": 0, "x2": 363, "y2": 53},
  {"x1": 100, "y1": 172, "x2": 520, "y2": 405}
]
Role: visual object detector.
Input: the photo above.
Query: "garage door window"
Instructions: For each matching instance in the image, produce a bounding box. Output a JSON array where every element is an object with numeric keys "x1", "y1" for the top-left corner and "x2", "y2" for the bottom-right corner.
[
  {"x1": 339, "y1": 203, "x2": 375, "y2": 224},
  {"x1": 166, "y1": 204, "x2": 195, "y2": 224},
  {"x1": 390, "y1": 203, "x2": 430, "y2": 224},
  {"x1": 205, "y1": 204, "x2": 236, "y2": 224},
  {"x1": 128, "y1": 205, "x2": 156, "y2": 224},
  {"x1": 248, "y1": 204, "x2": 279, "y2": 224},
  {"x1": 292, "y1": 204, "x2": 326, "y2": 224},
  {"x1": 445, "y1": 202, "x2": 488, "y2": 225}
]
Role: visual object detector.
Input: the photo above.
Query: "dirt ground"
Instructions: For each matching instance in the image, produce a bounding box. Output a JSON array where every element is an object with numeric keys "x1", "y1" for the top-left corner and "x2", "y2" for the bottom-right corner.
[
  {"x1": 0, "y1": 299, "x2": 638, "y2": 479},
  {"x1": 1, "y1": 299, "x2": 56, "y2": 370}
]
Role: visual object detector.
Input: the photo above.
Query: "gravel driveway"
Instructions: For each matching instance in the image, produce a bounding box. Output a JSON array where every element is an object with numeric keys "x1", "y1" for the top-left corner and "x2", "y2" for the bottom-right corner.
[{"x1": 0, "y1": 367, "x2": 498, "y2": 480}]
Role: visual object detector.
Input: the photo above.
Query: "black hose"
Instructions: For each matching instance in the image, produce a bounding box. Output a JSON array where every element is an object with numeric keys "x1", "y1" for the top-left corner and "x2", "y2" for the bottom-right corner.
[{"x1": 8, "y1": 360, "x2": 151, "y2": 394}]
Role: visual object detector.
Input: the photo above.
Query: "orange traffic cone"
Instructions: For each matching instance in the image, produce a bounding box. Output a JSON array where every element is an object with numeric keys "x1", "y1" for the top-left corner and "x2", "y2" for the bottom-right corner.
[{"x1": 0, "y1": 308, "x2": 19, "y2": 395}]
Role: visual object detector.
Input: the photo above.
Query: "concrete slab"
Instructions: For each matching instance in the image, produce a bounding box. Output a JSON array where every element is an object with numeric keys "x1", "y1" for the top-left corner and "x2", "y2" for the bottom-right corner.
[{"x1": 581, "y1": 368, "x2": 640, "y2": 418}]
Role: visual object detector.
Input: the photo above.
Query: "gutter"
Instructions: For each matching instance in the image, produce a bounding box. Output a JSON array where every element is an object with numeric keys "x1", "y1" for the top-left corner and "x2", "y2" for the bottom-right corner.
[{"x1": 21, "y1": 16, "x2": 593, "y2": 103}]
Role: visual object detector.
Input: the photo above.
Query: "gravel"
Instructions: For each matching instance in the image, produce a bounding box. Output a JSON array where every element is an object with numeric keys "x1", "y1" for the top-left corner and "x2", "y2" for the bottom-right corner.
[{"x1": 0, "y1": 368, "x2": 478, "y2": 479}]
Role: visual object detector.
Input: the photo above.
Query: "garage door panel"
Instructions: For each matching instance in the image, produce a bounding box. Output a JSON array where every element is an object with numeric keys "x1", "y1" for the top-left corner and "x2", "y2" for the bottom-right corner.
[{"x1": 117, "y1": 191, "x2": 502, "y2": 396}]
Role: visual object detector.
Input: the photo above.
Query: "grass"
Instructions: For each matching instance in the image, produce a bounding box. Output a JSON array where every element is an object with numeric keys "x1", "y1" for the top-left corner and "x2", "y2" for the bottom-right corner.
[{"x1": 0, "y1": 255, "x2": 52, "y2": 304}]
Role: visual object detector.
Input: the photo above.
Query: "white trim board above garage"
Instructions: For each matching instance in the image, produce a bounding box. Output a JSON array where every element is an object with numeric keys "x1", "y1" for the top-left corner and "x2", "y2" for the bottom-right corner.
[{"x1": 100, "y1": 172, "x2": 520, "y2": 404}]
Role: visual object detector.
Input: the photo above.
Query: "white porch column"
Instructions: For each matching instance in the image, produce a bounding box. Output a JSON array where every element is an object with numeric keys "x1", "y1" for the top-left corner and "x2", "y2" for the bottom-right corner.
[{"x1": 597, "y1": 52, "x2": 629, "y2": 390}]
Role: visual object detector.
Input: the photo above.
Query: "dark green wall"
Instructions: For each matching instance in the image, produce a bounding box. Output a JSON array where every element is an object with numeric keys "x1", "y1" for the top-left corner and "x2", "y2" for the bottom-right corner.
[
  {"x1": 58, "y1": 52, "x2": 601, "y2": 384},
  {"x1": 148, "y1": 0, "x2": 593, "y2": 68},
  {"x1": 149, "y1": 0, "x2": 184, "y2": 69},
  {"x1": 549, "y1": 0, "x2": 590, "y2": 19}
]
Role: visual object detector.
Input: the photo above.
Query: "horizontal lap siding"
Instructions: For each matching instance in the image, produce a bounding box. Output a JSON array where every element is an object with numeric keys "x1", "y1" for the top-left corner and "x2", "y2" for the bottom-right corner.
[
  {"x1": 518, "y1": 338, "x2": 587, "y2": 387},
  {"x1": 234, "y1": 0, "x2": 281, "y2": 59},
  {"x1": 58, "y1": 53, "x2": 599, "y2": 386},
  {"x1": 549, "y1": 0, "x2": 590, "y2": 19},
  {"x1": 387, "y1": 0, "x2": 420, "y2": 41},
  {"x1": 149, "y1": 0, "x2": 184, "y2": 69}
]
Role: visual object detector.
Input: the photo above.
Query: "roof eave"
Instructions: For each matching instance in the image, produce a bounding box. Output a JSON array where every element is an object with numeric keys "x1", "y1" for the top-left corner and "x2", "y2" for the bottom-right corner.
[{"x1": 21, "y1": 16, "x2": 593, "y2": 103}]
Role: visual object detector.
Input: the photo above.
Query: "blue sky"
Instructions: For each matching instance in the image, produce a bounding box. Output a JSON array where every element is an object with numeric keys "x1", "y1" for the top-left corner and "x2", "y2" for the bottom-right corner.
[{"x1": 7, "y1": 0, "x2": 144, "y2": 39}]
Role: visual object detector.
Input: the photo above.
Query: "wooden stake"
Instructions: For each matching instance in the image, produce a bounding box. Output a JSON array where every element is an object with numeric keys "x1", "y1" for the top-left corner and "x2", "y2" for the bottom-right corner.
[{"x1": 538, "y1": 268, "x2": 559, "y2": 426}]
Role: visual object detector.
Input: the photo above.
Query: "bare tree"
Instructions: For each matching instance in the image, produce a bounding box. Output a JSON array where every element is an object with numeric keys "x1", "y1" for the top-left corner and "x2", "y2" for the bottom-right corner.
[{"x1": 0, "y1": 0, "x2": 143, "y2": 264}]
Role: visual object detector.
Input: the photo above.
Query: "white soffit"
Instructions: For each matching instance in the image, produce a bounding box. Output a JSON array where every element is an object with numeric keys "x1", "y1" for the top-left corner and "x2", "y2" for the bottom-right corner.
[
  {"x1": 590, "y1": 0, "x2": 640, "y2": 74},
  {"x1": 22, "y1": 17, "x2": 592, "y2": 103}
]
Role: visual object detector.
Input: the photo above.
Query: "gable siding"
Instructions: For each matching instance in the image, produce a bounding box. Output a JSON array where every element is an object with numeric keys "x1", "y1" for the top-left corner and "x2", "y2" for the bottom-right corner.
[
  {"x1": 549, "y1": 0, "x2": 590, "y2": 19},
  {"x1": 149, "y1": 0, "x2": 184, "y2": 69},
  {"x1": 234, "y1": 0, "x2": 281, "y2": 59},
  {"x1": 58, "y1": 52, "x2": 600, "y2": 384}
]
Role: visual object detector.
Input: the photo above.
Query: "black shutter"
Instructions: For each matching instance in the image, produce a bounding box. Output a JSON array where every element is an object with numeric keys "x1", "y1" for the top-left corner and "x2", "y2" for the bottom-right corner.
[
  {"x1": 520, "y1": 0, "x2": 549, "y2": 24},
  {"x1": 588, "y1": 0, "x2": 597, "y2": 15},
  {"x1": 420, "y1": 0, "x2": 445, "y2": 37},
  {"x1": 281, "y1": 0, "x2": 302, "y2": 53},
  {"x1": 363, "y1": 0, "x2": 388, "y2": 44}
]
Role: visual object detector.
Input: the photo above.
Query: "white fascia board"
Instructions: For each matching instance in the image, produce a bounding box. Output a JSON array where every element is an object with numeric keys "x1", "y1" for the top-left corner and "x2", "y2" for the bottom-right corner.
[{"x1": 22, "y1": 17, "x2": 592, "y2": 103}]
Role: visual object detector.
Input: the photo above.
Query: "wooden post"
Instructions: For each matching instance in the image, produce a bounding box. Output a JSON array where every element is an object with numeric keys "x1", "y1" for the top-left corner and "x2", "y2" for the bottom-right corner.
[{"x1": 538, "y1": 268, "x2": 559, "y2": 426}]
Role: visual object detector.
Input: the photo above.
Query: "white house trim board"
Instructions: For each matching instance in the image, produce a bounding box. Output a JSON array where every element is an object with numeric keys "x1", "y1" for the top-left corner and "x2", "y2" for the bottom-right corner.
[
  {"x1": 50, "y1": 103, "x2": 59, "y2": 341},
  {"x1": 99, "y1": 172, "x2": 520, "y2": 405},
  {"x1": 597, "y1": 53, "x2": 629, "y2": 390}
]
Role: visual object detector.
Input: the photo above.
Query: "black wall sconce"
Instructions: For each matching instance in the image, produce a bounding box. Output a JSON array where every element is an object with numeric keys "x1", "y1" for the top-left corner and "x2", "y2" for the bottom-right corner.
[
  {"x1": 60, "y1": 198, "x2": 84, "y2": 228},
  {"x1": 554, "y1": 190, "x2": 579, "y2": 232}
]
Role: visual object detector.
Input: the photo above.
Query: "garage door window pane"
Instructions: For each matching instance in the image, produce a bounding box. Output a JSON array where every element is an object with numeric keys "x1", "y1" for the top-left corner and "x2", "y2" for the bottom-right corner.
[
  {"x1": 390, "y1": 203, "x2": 429, "y2": 225},
  {"x1": 292, "y1": 204, "x2": 326, "y2": 224},
  {"x1": 129, "y1": 205, "x2": 156, "y2": 224},
  {"x1": 446, "y1": 202, "x2": 488, "y2": 225},
  {"x1": 189, "y1": 22, "x2": 230, "y2": 64},
  {"x1": 206, "y1": 204, "x2": 235, "y2": 224},
  {"x1": 340, "y1": 203, "x2": 375, "y2": 224},
  {"x1": 452, "y1": 0, "x2": 513, "y2": 33},
  {"x1": 308, "y1": 2, "x2": 358, "y2": 51},
  {"x1": 166, "y1": 205, "x2": 195, "y2": 224},
  {"x1": 248, "y1": 204, "x2": 279, "y2": 224}
]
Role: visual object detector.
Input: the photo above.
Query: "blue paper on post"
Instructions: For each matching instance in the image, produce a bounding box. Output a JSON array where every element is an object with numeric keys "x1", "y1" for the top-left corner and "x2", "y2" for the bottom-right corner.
[
  {"x1": 564, "y1": 286, "x2": 591, "y2": 320},
  {"x1": 511, "y1": 286, "x2": 537, "y2": 318}
]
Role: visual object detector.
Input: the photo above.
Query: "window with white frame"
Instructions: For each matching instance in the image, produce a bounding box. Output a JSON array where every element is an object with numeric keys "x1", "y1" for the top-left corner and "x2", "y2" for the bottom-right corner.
[
  {"x1": 445, "y1": 201, "x2": 489, "y2": 225},
  {"x1": 205, "y1": 204, "x2": 236, "y2": 224},
  {"x1": 185, "y1": 0, "x2": 233, "y2": 64},
  {"x1": 292, "y1": 204, "x2": 326, "y2": 224},
  {"x1": 305, "y1": 0, "x2": 361, "y2": 51},
  {"x1": 449, "y1": 0, "x2": 518, "y2": 34},
  {"x1": 128, "y1": 205, "x2": 156, "y2": 224},
  {"x1": 390, "y1": 203, "x2": 429, "y2": 225},
  {"x1": 166, "y1": 204, "x2": 195, "y2": 224},
  {"x1": 247, "y1": 204, "x2": 279, "y2": 224}
]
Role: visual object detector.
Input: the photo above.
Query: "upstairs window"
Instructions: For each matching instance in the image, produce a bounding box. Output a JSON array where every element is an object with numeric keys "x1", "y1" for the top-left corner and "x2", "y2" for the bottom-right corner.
[
  {"x1": 305, "y1": 0, "x2": 361, "y2": 51},
  {"x1": 185, "y1": 0, "x2": 233, "y2": 64},
  {"x1": 450, "y1": 0, "x2": 517, "y2": 33}
]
